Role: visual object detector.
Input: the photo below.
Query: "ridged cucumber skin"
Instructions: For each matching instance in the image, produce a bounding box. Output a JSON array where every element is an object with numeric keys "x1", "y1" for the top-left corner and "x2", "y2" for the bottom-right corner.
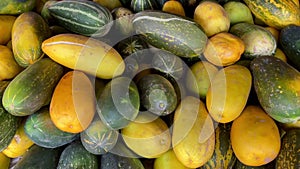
[
  {"x1": 48, "y1": 0, "x2": 113, "y2": 37},
  {"x1": 2, "y1": 58, "x2": 64, "y2": 116},
  {"x1": 250, "y1": 56, "x2": 300, "y2": 123},
  {"x1": 132, "y1": 10, "x2": 207, "y2": 58}
]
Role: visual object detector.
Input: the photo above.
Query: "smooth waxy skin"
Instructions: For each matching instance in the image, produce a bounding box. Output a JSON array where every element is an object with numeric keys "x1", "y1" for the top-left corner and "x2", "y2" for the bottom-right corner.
[
  {"x1": 50, "y1": 71, "x2": 95, "y2": 133},
  {"x1": 42, "y1": 33, "x2": 125, "y2": 79},
  {"x1": 206, "y1": 65, "x2": 252, "y2": 123},
  {"x1": 231, "y1": 106, "x2": 281, "y2": 166}
]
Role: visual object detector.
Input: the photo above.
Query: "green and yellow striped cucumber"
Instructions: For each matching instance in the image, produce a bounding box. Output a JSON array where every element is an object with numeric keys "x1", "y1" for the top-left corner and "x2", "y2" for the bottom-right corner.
[
  {"x1": 275, "y1": 129, "x2": 300, "y2": 168},
  {"x1": 243, "y1": 0, "x2": 300, "y2": 29},
  {"x1": 132, "y1": 10, "x2": 207, "y2": 58},
  {"x1": 2, "y1": 58, "x2": 64, "y2": 116},
  {"x1": 47, "y1": 0, "x2": 113, "y2": 37},
  {"x1": 130, "y1": 0, "x2": 159, "y2": 13},
  {"x1": 200, "y1": 123, "x2": 236, "y2": 169}
]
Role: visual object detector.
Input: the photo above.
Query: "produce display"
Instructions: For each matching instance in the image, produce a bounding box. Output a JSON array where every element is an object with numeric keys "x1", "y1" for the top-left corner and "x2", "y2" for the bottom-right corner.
[{"x1": 0, "y1": 0, "x2": 299, "y2": 168}]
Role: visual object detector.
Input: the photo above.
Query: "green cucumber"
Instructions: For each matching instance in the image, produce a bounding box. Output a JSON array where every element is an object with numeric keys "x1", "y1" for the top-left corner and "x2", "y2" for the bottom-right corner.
[
  {"x1": 57, "y1": 141, "x2": 98, "y2": 169},
  {"x1": 97, "y1": 77, "x2": 140, "y2": 130},
  {"x1": 152, "y1": 49, "x2": 185, "y2": 80},
  {"x1": 0, "y1": 0, "x2": 36, "y2": 15},
  {"x1": 48, "y1": 0, "x2": 113, "y2": 37},
  {"x1": 250, "y1": 56, "x2": 300, "y2": 123},
  {"x1": 0, "y1": 108, "x2": 19, "y2": 152},
  {"x1": 2, "y1": 58, "x2": 64, "y2": 116},
  {"x1": 24, "y1": 107, "x2": 78, "y2": 148},
  {"x1": 275, "y1": 129, "x2": 300, "y2": 168},
  {"x1": 101, "y1": 152, "x2": 145, "y2": 169},
  {"x1": 132, "y1": 10, "x2": 207, "y2": 58},
  {"x1": 230, "y1": 22, "x2": 276, "y2": 59},
  {"x1": 234, "y1": 159, "x2": 275, "y2": 169},
  {"x1": 130, "y1": 0, "x2": 159, "y2": 13},
  {"x1": 137, "y1": 74, "x2": 177, "y2": 116},
  {"x1": 13, "y1": 145, "x2": 62, "y2": 169},
  {"x1": 280, "y1": 25, "x2": 300, "y2": 70},
  {"x1": 200, "y1": 123, "x2": 236, "y2": 169},
  {"x1": 0, "y1": 81, "x2": 20, "y2": 152},
  {"x1": 80, "y1": 116, "x2": 119, "y2": 155}
]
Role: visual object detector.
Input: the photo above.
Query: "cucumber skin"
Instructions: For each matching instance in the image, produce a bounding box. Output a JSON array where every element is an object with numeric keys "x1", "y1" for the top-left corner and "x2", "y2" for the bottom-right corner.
[
  {"x1": 132, "y1": 11, "x2": 207, "y2": 58},
  {"x1": 250, "y1": 56, "x2": 300, "y2": 123}
]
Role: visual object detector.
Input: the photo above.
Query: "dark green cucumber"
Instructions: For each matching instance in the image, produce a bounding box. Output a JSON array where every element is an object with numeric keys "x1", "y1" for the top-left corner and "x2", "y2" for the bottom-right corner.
[
  {"x1": 2, "y1": 58, "x2": 64, "y2": 116},
  {"x1": 130, "y1": 0, "x2": 159, "y2": 13},
  {"x1": 250, "y1": 56, "x2": 300, "y2": 123},
  {"x1": 234, "y1": 159, "x2": 275, "y2": 169},
  {"x1": 132, "y1": 10, "x2": 207, "y2": 58},
  {"x1": 0, "y1": 81, "x2": 20, "y2": 152},
  {"x1": 115, "y1": 35, "x2": 149, "y2": 60},
  {"x1": 101, "y1": 135, "x2": 144, "y2": 169},
  {"x1": 275, "y1": 129, "x2": 300, "y2": 168},
  {"x1": 80, "y1": 116, "x2": 119, "y2": 155},
  {"x1": 57, "y1": 141, "x2": 98, "y2": 169},
  {"x1": 137, "y1": 74, "x2": 177, "y2": 116},
  {"x1": 0, "y1": 107, "x2": 20, "y2": 152},
  {"x1": 24, "y1": 107, "x2": 77, "y2": 148},
  {"x1": 230, "y1": 22, "x2": 276, "y2": 59},
  {"x1": 201, "y1": 123, "x2": 236, "y2": 169},
  {"x1": 13, "y1": 144, "x2": 62, "y2": 169},
  {"x1": 48, "y1": 0, "x2": 113, "y2": 37},
  {"x1": 152, "y1": 49, "x2": 185, "y2": 80},
  {"x1": 97, "y1": 77, "x2": 140, "y2": 130},
  {"x1": 280, "y1": 25, "x2": 300, "y2": 70},
  {"x1": 101, "y1": 152, "x2": 145, "y2": 169}
]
